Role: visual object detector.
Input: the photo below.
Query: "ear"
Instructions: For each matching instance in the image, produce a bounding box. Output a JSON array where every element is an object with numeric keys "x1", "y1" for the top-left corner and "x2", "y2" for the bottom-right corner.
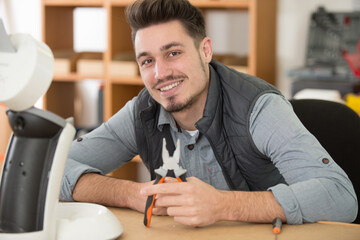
[{"x1": 200, "y1": 37, "x2": 213, "y2": 63}]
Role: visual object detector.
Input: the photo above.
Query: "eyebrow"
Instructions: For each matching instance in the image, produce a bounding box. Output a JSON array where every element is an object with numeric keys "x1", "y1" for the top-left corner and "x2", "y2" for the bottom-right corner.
[
  {"x1": 160, "y1": 42, "x2": 184, "y2": 51},
  {"x1": 136, "y1": 42, "x2": 184, "y2": 62}
]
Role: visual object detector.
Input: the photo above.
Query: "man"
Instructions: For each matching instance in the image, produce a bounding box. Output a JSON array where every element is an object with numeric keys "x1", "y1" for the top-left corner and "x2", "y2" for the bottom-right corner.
[{"x1": 61, "y1": 0, "x2": 357, "y2": 227}]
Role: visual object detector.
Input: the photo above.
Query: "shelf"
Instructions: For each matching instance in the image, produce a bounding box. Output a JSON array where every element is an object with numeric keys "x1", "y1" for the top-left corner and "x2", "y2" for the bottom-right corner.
[
  {"x1": 110, "y1": 76, "x2": 143, "y2": 85},
  {"x1": 190, "y1": 0, "x2": 249, "y2": 9},
  {"x1": 53, "y1": 73, "x2": 105, "y2": 81},
  {"x1": 43, "y1": 0, "x2": 104, "y2": 7},
  {"x1": 110, "y1": 0, "x2": 250, "y2": 9},
  {"x1": 52, "y1": 74, "x2": 143, "y2": 85}
]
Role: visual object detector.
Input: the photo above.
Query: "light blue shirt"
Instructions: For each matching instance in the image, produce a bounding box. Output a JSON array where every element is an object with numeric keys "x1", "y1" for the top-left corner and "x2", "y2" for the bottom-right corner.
[{"x1": 61, "y1": 93, "x2": 357, "y2": 224}]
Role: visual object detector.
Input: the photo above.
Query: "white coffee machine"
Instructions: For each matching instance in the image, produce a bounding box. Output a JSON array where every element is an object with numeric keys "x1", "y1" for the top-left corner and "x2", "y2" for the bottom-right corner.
[{"x1": 0, "y1": 20, "x2": 122, "y2": 240}]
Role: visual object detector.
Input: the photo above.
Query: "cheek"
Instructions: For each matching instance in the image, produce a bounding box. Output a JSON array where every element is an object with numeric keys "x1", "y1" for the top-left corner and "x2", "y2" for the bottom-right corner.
[{"x1": 140, "y1": 70, "x2": 154, "y2": 88}]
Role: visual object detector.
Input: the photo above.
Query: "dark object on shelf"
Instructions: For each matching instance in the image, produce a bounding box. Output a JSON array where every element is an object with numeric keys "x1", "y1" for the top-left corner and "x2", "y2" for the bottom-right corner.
[
  {"x1": 288, "y1": 7, "x2": 360, "y2": 81},
  {"x1": 343, "y1": 39, "x2": 360, "y2": 78}
]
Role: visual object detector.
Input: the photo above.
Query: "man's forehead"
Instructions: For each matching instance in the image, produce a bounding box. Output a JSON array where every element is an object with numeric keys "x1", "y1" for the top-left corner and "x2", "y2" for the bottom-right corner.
[{"x1": 134, "y1": 20, "x2": 190, "y2": 52}]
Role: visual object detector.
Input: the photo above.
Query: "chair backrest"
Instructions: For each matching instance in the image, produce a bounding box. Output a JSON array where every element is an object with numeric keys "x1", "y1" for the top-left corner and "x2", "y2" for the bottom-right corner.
[{"x1": 289, "y1": 99, "x2": 360, "y2": 223}]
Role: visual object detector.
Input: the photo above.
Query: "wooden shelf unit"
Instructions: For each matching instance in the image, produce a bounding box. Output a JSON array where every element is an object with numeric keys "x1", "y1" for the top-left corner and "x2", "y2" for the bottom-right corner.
[
  {"x1": 36, "y1": 0, "x2": 277, "y2": 179},
  {"x1": 41, "y1": 0, "x2": 277, "y2": 119}
]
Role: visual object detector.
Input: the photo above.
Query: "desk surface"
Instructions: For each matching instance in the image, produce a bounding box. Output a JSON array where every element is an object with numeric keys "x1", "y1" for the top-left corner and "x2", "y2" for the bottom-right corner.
[{"x1": 109, "y1": 208, "x2": 360, "y2": 240}]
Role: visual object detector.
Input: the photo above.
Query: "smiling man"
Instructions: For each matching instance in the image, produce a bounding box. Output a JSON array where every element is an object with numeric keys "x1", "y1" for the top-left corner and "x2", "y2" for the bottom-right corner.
[
  {"x1": 135, "y1": 20, "x2": 211, "y2": 131},
  {"x1": 61, "y1": 0, "x2": 357, "y2": 227}
]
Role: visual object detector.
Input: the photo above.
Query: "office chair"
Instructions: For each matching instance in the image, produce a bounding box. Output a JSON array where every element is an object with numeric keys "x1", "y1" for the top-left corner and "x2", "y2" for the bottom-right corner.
[{"x1": 289, "y1": 99, "x2": 360, "y2": 224}]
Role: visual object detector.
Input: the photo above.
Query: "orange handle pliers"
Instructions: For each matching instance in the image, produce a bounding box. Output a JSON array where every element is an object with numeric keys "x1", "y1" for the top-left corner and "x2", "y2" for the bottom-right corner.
[{"x1": 143, "y1": 138, "x2": 187, "y2": 227}]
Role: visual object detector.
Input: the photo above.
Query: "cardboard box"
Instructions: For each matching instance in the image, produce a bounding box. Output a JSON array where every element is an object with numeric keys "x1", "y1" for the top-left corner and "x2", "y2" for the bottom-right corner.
[
  {"x1": 109, "y1": 52, "x2": 139, "y2": 77},
  {"x1": 213, "y1": 54, "x2": 248, "y2": 73},
  {"x1": 76, "y1": 52, "x2": 104, "y2": 77},
  {"x1": 53, "y1": 50, "x2": 77, "y2": 75}
]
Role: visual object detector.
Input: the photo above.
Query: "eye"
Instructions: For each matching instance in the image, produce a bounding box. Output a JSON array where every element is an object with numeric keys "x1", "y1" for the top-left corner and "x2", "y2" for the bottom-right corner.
[
  {"x1": 169, "y1": 51, "x2": 181, "y2": 57},
  {"x1": 141, "y1": 58, "x2": 153, "y2": 66}
]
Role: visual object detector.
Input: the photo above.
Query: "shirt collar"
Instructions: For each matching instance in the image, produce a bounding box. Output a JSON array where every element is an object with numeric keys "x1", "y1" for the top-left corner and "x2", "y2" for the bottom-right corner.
[
  {"x1": 158, "y1": 107, "x2": 201, "y2": 140},
  {"x1": 157, "y1": 106, "x2": 178, "y2": 132}
]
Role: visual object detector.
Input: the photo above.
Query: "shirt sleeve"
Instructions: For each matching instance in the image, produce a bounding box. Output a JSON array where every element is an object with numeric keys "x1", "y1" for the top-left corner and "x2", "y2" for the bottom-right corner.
[
  {"x1": 60, "y1": 97, "x2": 139, "y2": 201},
  {"x1": 249, "y1": 93, "x2": 358, "y2": 224}
]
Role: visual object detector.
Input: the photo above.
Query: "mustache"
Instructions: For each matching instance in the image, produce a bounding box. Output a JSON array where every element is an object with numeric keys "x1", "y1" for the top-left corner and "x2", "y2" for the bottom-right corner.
[{"x1": 153, "y1": 74, "x2": 187, "y2": 89}]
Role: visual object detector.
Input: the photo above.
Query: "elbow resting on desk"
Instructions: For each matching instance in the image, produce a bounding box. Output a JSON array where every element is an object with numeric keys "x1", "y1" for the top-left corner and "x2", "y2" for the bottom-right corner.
[
  {"x1": 271, "y1": 178, "x2": 358, "y2": 224},
  {"x1": 340, "y1": 192, "x2": 358, "y2": 223},
  {"x1": 321, "y1": 181, "x2": 358, "y2": 223},
  {"x1": 304, "y1": 180, "x2": 358, "y2": 224}
]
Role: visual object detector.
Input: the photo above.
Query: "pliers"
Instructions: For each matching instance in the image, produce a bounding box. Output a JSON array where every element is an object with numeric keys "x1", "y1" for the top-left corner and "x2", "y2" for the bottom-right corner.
[{"x1": 143, "y1": 138, "x2": 187, "y2": 227}]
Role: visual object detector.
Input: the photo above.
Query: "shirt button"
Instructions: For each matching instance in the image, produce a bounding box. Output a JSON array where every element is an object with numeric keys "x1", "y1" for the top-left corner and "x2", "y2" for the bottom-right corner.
[
  {"x1": 322, "y1": 158, "x2": 330, "y2": 164},
  {"x1": 77, "y1": 137, "x2": 83, "y2": 142},
  {"x1": 187, "y1": 144, "x2": 194, "y2": 150}
]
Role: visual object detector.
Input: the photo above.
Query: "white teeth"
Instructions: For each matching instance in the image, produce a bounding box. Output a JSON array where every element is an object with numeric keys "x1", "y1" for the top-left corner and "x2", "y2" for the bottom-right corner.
[{"x1": 160, "y1": 81, "x2": 181, "y2": 91}]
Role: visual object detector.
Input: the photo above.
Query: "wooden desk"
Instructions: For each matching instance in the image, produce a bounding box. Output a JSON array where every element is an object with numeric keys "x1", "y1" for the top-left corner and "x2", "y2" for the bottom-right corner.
[{"x1": 109, "y1": 208, "x2": 360, "y2": 240}]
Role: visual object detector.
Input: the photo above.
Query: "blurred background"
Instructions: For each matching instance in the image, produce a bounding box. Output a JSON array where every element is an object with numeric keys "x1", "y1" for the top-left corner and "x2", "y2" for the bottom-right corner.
[{"x1": 1, "y1": 0, "x2": 359, "y2": 181}]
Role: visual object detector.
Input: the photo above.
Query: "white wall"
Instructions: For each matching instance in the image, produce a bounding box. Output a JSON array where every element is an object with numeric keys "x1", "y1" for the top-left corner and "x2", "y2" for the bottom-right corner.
[
  {"x1": 0, "y1": 0, "x2": 41, "y2": 39},
  {"x1": 206, "y1": 10, "x2": 249, "y2": 56},
  {"x1": 1, "y1": 0, "x2": 42, "y2": 107}
]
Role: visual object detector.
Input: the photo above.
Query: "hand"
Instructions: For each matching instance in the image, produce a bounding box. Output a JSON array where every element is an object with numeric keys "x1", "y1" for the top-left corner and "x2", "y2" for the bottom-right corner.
[
  {"x1": 126, "y1": 180, "x2": 156, "y2": 213},
  {"x1": 140, "y1": 177, "x2": 179, "y2": 216},
  {"x1": 140, "y1": 177, "x2": 226, "y2": 227},
  {"x1": 130, "y1": 177, "x2": 178, "y2": 215}
]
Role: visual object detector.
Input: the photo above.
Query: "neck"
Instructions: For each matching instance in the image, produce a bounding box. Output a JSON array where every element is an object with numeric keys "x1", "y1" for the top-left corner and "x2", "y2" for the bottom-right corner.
[
  {"x1": 171, "y1": 94, "x2": 207, "y2": 131},
  {"x1": 171, "y1": 111, "x2": 199, "y2": 131}
]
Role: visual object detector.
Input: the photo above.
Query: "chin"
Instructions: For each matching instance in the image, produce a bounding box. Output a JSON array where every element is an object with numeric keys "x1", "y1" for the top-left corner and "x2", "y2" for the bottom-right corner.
[{"x1": 164, "y1": 100, "x2": 192, "y2": 113}]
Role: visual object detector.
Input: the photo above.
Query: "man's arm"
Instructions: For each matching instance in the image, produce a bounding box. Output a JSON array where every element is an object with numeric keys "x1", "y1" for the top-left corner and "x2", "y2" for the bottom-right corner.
[
  {"x1": 140, "y1": 177, "x2": 285, "y2": 226},
  {"x1": 250, "y1": 93, "x2": 358, "y2": 224},
  {"x1": 60, "y1": 98, "x2": 140, "y2": 203},
  {"x1": 72, "y1": 173, "x2": 174, "y2": 214},
  {"x1": 72, "y1": 173, "x2": 148, "y2": 213}
]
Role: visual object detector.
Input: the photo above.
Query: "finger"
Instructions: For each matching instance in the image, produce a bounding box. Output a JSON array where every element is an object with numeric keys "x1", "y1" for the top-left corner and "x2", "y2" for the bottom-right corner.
[
  {"x1": 173, "y1": 215, "x2": 204, "y2": 227},
  {"x1": 184, "y1": 176, "x2": 197, "y2": 182},
  {"x1": 152, "y1": 207, "x2": 168, "y2": 216},
  {"x1": 141, "y1": 182, "x2": 186, "y2": 196},
  {"x1": 155, "y1": 194, "x2": 193, "y2": 207},
  {"x1": 163, "y1": 177, "x2": 178, "y2": 183},
  {"x1": 166, "y1": 206, "x2": 197, "y2": 217}
]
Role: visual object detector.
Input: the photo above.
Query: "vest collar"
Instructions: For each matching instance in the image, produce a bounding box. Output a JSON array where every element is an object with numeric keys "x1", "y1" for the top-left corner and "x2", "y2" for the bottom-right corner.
[{"x1": 195, "y1": 61, "x2": 222, "y2": 133}]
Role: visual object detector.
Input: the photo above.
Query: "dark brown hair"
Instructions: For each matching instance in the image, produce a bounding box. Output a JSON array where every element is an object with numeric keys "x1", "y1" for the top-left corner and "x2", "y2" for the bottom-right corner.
[{"x1": 125, "y1": 0, "x2": 206, "y2": 46}]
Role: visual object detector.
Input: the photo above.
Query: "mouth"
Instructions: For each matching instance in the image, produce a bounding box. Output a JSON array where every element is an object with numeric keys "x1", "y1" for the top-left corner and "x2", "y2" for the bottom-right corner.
[{"x1": 159, "y1": 80, "x2": 183, "y2": 92}]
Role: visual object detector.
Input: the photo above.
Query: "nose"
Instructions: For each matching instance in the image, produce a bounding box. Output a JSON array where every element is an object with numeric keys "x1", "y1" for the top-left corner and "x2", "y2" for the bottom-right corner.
[{"x1": 154, "y1": 59, "x2": 172, "y2": 80}]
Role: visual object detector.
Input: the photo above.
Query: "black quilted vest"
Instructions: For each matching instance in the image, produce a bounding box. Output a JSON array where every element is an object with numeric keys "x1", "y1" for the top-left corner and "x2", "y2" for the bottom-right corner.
[{"x1": 134, "y1": 60, "x2": 286, "y2": 191}]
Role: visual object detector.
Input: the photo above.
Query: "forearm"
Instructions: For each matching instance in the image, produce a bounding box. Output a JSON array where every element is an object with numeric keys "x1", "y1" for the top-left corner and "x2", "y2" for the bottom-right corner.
[
  {"x1": 220, "y1": 190, "x2": 286, "y2": 223},
  {"x1": 72, "y1": 173, "x2": 147, "y2": 212},
  {"x1": 144, "y1": 177, "x2": 285, "y2": 226}
]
